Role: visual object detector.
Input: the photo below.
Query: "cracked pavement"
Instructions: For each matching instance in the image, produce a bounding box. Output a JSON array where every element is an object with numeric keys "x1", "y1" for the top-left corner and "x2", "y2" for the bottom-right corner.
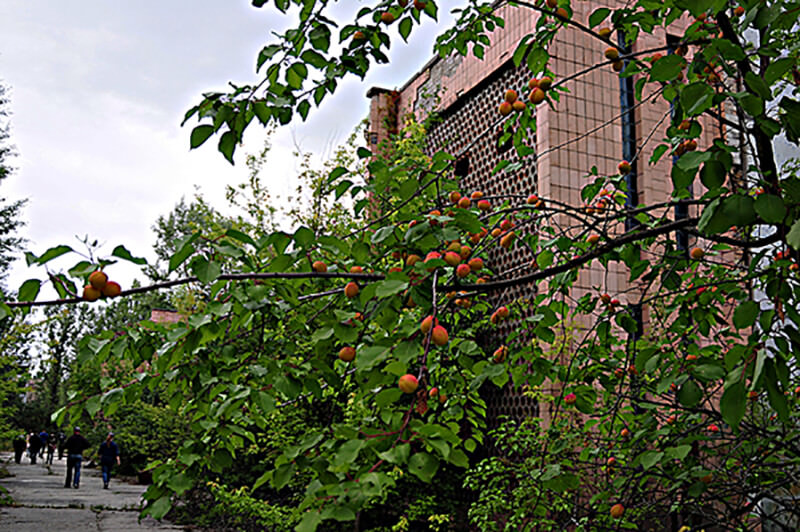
[{"x1": 0, "y1": 452, "x2": 183, "y2": 531}]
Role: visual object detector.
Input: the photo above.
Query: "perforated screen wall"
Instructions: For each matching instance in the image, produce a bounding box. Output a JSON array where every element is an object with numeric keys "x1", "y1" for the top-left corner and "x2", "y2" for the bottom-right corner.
[{"x1": 426, "y1": 60, "x2": 541, "y2": 427}]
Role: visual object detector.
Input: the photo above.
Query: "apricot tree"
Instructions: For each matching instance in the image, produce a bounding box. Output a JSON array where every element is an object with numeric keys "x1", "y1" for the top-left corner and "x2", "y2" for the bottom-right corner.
[{"x1": 4, "y1": 0, "x2": 800, "y2": 530}]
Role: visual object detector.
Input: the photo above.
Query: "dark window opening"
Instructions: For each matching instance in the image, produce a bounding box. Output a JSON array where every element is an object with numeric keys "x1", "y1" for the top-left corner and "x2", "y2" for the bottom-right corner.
[{"x1": 455, "y1": 153, "x2": 471, "y2": 177}]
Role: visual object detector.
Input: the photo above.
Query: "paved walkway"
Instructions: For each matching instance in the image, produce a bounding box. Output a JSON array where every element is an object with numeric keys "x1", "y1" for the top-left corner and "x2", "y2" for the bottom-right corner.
[{"x1": 0, "y1": 452, "x2": 183, "y2": 531}]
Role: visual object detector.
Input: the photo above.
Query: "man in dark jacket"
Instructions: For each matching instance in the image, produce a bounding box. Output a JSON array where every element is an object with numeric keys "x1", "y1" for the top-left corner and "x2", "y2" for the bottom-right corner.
[
  {"x1": 63, "y1": 426, "x2": 90, "y2": 488},
  {"x1": 12, "y1": 433, "x2": 26, "y2": 464},
  {"x1": 97, "y1": 432, "x2": 120, "y2": 489},
  {"x1": 28, "y1": 432, "x2": 41, "y2": 464}
]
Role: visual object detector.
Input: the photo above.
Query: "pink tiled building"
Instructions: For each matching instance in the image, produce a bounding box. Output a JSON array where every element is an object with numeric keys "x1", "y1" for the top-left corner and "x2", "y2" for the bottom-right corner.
[{"x1": 367, "y1": 4, "x2": 715, "y2": 423}]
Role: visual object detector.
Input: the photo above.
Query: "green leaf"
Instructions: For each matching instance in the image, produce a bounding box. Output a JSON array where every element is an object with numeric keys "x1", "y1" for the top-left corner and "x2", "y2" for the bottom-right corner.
[
  {"x1": 680, "y1": 83, "x2": 715, "y2": 116},
  {"x1": 148, "y1": 495, "x2": 172, "y2": 520},
  {"x1": 721, "y1": 195, "x2": 755, "y2": 227},
  {"x1": 649, "y1": 54, "x2": 684, "y2": 82},
  {"x1": 224, "y1": 229, "x2": 256, "y2": 248},
  {"x1": 399, "y1": 18, "x2": 412, "y2": 41},
  {"x1": 693, "y1": 364, "x2": 725, "y2": 381},
  {"x1": 323, "y1": 506, "x2": 356, "y2": 522},
  {"x1": 588, "y1": 8, "x2": 611, "y2": 27},
  {"x1": 639, "y1": 451, "x2": 663, "y2": 470},
  {"x1": 327, "y1": 166, "x2": 348, "y2": 183},
  {"x1": 378, "y1": 443, "x2": 410, "y2": 464},
  {"x1": 192, "y1": 259, "x2": 221, "y2": 284},
  {"x1": 764, "y1": 359, "x2": 788, "y2": 421},
  {"x1": 650, "y1": 144, "x2": 669, "y2": 164},
  {"x1": 754, "y1": 5, "x2": 781, "y2": 29},
  {"x1": 252, "y1": 101, "x2": 272, "y2": 124},
  {"x1": 671, "y1": 165, "x2": 696, "y2": 191},
  {"x1": 678, "y1": 380, "x2": 702, "y2": 407},
  {"x1": 356, "y1": 346, "x2": 390, "y2": 371},
  {"x1": 371, "y1": 226, "x2": 395, "y2": 244},
  {"x1": 50, "y1": 406, "x2": 67, "y2": 425},
  {"x1": 676, "y1": 151, "x2": 711, "y2": 172},
  {"x1": 212, "y1": 448, "x2": 233, "y2": 468},
  {"x1": 374, "y1": 388, "x2": 402, "y2": 408},
  {"x1": 697, "y1": 198, "x2": 730, "y2": 234},
  {"x1": 272, "y1": 462, "x2": 295, "y2": 489},
  {"x1": 190, "y1": 125, "x2": 215, "y2": 149},
  {"x1": 256, "y1": 44, "x2": 281, "y2": 70},
  {"x1": 37, "y1": 245, "x2": 73, "y2": 265},
  {"x1": 18, "y1": 279, "x2": 41, "y2": 302},
  {"x1": 408, "y1": 452, "x2": 439, "y2": 482},
  {"x1": 297, "y1": 100, "x2": 311, "y2": 120},
  {"x1": 309, "y1": 24, "x2": 331, "y2": 52},
  {"x1": 168, "y1": 233, "x2": 198, "y2": 273},
  {"x1": 744, "y1": 72, "x2": 771, "y2": 101},
  {"x1": 449, "y1": 449, "x2": 469, "y2": 468},
  {"x1": 375, "y1": 280, "x2": 408, "y2": 298},
  {"x1": 665, "y1": 445, "x2": 691, "y2": 460},
  {"x1": 511, "y1": 36, "x2": 531, "y2": 68},
  {"x1": 25, "y1": 252, "x2": 38, "y2": 266},
  {"x1": 111, "y1": 245, "x2": 147, "y2": 265},
  {"x1": 167, "y1": 473, "x2": 194, "y2": 495},
  {"x1": 720, "y1": 380, "x2": 746, "y2": 430},
  {"x1": 526, "y1": 47, "x2": 549, "y2": 75},
  {"x1": 218, "y1": 131, "x2": 236, "y2": 164},
  {"x1": 733, "y1": 300, "x2": 759, "y2": 329},
  {"x1": 294, "y1": 227, "x2": 315, "y2": 248},
  {"x1": 779, "y1": 97, "x2": 800, "y2": 143},
  {"x1": 710, "y1": 38, "x2": 745, "y2": 61},
  {"x1": 754, "y1": 194, "x2": 786, "y2": 224},
  {"x1": 756, "y1": 116, "x2": 782, "y2": 138},
  {"x1": 699, "y1": 161, "x2": 725, "y2": 189},
  {"x1": 788, "y1": 219, "x2": 800, "y2": 250},
  {"x1": 295, "y1": 511, "x2": 322, "y2": 532},
  {"x1": 287, "y1": 63, "x2": 308, "y2": 90},
  {"x1": 752, "y1": 349, "x2": 766, "y2": 388},
  {"x1": 334, "y1": 439, "x2": 364, "y2": 466},
  {"x1": 300, "y1": 49, "x2": 327, "y2": 69},
  {"x1": 85, "y1": 395, "x2": 101, "y2": 417},
  {"x1": 736, "y1": 93, "x2": 764, "y2": 117}
]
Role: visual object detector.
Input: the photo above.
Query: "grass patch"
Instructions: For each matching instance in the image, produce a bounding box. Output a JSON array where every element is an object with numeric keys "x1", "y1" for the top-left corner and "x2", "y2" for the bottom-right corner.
[{"x1": 0, "y1": 486, "x2": 14, "y2": 506}]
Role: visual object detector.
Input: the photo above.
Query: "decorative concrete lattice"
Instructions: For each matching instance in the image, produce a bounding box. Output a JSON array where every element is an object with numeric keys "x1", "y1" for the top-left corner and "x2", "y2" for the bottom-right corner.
[{"x1": 426, "y1": 60, "x2": 542, "y2": 427}]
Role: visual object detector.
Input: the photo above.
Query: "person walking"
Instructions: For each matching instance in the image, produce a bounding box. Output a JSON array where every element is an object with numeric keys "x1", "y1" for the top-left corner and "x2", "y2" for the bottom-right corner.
[
  {"x1": 28, "y1": 432, "x2": 41, "y2": 464},
  {"x1": 57, "y1": 431, "x2": 66, "y2": 460},
  {"x1": 97, "y1": 432, "x2": 120, "y2": 489},
  {"x1": 63, "y1": 426, "x2": 90, "y2": 488},
  {"x1": 12, "y1": 433, "x2": 26, "y2": 464},
  {"x1": 46, "y1": 433, "x2": 57, "y2": 465},
  {"x1": 38, "y1": 430, "x2": 48, "y2": 459}
]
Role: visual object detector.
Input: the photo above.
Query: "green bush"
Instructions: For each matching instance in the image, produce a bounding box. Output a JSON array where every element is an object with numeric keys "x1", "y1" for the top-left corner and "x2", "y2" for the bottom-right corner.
[
  {"x1": 99, "y1": 401, "x2": 186, "y2": 475},
  {"x1": 203, "y1": 481, "x2": 300, "y2": 532}
]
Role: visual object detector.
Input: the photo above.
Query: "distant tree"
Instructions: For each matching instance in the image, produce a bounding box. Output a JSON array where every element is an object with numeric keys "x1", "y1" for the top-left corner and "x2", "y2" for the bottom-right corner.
[
  {"x1": 144, "y1": 194, "x2": 229, "y2": 282},
  {"x1": 0, "y1": 317, "x2": 37, "y2": 438},
  {"x1": 0, "y1": 81, "x2": 26, "y2": 288},
  {"x1": 0, "y1": 81, "x2": 32, "y2": 436}
]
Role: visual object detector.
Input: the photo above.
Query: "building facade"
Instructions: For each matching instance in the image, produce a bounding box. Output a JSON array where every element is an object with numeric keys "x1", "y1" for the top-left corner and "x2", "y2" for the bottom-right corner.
[{"x1": 366, "y1": 3, "x2": 716, "y2": 426}]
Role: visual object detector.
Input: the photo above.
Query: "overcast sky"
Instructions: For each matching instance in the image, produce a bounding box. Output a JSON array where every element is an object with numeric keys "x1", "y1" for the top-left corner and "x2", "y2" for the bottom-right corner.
[{"x1": 0, "y1": 1, "x2": 456, "y2": 297}]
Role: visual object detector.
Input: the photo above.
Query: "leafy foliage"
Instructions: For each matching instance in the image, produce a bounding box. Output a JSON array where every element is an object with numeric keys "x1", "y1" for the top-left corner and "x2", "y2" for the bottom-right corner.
[
  {"x1": 0, "y1": 82, "x2": 26, "y2": 288},
  {"x1": 6, "y1": 0, "x2": 800, "y2": 531}
]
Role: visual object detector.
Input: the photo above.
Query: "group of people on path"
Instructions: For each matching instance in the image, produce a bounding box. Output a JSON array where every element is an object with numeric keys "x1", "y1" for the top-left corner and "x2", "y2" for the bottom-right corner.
[
  {"x1": 11, "y1": 427, "x2": 121, "y2": 489},
  {"x1": 12, "y1": 430, "x2": 63, "y2": 465}
]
